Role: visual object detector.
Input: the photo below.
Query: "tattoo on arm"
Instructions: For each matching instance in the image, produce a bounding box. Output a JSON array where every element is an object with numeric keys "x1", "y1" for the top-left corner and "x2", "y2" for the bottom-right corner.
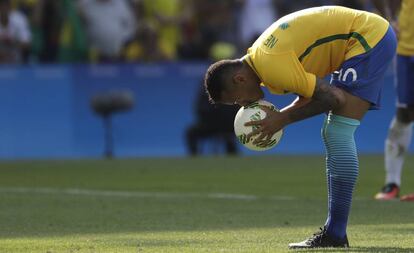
[{"x1": 285, "y1": 78, "x2": 344, "y2": 124}]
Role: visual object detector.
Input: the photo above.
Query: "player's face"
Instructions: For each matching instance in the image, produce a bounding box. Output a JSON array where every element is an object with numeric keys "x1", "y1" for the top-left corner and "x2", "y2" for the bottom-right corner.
[{"x1": 220, "y1": 79, "x2": 264, "y2": 106}]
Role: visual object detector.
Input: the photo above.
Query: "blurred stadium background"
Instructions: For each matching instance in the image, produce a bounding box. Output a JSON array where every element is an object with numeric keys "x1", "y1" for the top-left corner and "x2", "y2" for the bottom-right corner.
[
  {"x1": 1, "y1": 1, "x2": 413, "y2": 252},
  {"x1": 0, "y1": 0, "x2": 410, "y2": 159}
]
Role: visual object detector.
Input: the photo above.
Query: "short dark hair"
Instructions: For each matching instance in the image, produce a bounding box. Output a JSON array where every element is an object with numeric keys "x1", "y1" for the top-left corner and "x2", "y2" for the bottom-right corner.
[{"x1": 204, "y1": 59, "x2": 243, "y2": 104}]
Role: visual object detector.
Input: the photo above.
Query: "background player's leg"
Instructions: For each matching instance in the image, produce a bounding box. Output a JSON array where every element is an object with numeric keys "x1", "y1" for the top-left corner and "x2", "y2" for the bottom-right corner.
[
  {"x1": 385, "y1": 111, "x2": 413, "y2": 187},
  {"x1": 377, "y1": 55, "x2": 414, "y2": 200}
]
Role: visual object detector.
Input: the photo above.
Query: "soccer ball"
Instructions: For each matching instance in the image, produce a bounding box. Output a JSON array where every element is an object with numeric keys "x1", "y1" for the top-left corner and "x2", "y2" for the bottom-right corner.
[{"x1": 234, "y1": 100, "x2": 283, "y2": 151}]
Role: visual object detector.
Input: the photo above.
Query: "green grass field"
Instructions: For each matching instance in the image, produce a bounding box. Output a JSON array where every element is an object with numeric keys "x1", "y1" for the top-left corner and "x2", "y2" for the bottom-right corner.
[{"x1": 0, "y1": 155, "x2": 413, "y2": 253}]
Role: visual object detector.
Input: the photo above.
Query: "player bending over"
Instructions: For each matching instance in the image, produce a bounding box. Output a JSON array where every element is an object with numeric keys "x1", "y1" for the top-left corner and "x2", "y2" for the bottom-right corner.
[{"x1": 204, "y1": 6, "x2": 396, "y2": 249}]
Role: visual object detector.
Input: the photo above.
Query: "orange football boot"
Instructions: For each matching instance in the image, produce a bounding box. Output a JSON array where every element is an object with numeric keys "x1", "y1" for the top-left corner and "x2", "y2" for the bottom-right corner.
[
  {"x1": 400, "y1": 193, "x2": 414, "y2": 202},
  {"x1": 374, "y1": 183, "x2": 399, "y2": 200}
]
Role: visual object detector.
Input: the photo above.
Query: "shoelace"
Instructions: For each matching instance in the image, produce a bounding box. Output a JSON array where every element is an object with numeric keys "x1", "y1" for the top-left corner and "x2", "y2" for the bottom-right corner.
[{"x1": 306, "y1": 227, "x2": 327, "y2": 245}]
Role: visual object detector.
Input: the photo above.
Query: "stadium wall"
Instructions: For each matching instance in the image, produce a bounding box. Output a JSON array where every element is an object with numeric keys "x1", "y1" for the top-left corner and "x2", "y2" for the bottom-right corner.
[{"x1": 0, "y1": 63, "x2": 408, "y2": 159}]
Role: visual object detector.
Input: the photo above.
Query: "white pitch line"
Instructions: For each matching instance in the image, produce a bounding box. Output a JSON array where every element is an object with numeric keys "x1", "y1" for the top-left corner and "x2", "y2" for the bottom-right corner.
[
  {"x1": 207, "y1": 193, "x2": 259, "y2": 200},
  {"x1": 0, "y1": 187, "x2": 295, "y2": 201}
]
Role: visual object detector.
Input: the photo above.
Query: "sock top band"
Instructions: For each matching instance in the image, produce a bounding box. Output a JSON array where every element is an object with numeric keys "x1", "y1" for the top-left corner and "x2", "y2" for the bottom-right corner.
[{"x1": 328, "y1": 114, "x2": 361, "y2": 126}]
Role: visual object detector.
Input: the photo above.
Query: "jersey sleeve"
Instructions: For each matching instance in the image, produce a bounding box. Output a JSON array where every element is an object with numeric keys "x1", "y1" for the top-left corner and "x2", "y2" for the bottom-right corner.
[{"x1": 256, "y1": 49, "x2": 316, "y2": 98}]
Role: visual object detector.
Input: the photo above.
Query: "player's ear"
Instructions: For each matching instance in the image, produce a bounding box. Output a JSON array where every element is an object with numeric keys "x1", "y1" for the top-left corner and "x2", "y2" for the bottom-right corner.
[{"x1": 233, "y1": 73, "x2": 246, "y2": 85}]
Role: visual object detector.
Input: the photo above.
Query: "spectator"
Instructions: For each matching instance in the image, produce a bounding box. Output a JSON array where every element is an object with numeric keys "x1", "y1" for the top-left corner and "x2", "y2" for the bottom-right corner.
[
  {"x1": 123, "y1": 23, "x2": 166, "y2": 62},
  {"x1": 0, "y1": 0, "x2": 30, "y2": 64},
  {"x1": 31, "y1": 0, "x2": 63, "y2": 62},
  {"x1": 58, "y1": 0, "x2": 88, "y2": 63},
  {"x1": 122, "y1": 0, "x2": 167, "y2": 62},
  {"x1": 77, "y1": 0, "x2": 136, "y2": 63},
  {"x1": 179, "y1": 0, "x2": 239, "y2": 60},
  {"x1": 140, "y1": 0, "x2": 185, "y2": 61}
]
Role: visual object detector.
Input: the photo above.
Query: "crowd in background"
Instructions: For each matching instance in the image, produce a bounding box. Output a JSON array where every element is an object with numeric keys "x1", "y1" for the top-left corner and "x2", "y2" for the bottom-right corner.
[{"x1": 1, "y1": 0, "x2": 374, "y2": 64}]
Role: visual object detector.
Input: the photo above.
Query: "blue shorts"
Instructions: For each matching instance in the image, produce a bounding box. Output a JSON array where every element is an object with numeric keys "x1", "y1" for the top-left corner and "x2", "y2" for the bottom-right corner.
[
  {"x1": 396, "y1": 55, "x2": 414, "y2": 108},
  {"x1": 330, "y1": 26, "x2": 397, "y2": 110}
]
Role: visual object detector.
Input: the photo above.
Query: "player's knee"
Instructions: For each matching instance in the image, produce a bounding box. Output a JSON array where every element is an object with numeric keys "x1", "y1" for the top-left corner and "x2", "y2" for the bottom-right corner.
[
  {"x1": 385, "y1": 138, "x2": 403, "y2": 157},
  {"x1": 322, "y1": 114, "x2": 360, "y2": 147},
  {"x1": 333, "y1": 88, "x2": 347, "y2": 110}
]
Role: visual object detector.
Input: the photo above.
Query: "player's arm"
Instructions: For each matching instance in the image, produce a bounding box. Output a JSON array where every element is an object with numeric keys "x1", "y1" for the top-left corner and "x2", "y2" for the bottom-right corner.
[
  {"x1": 245, "y1": 51, "x2": 346, "y2": 142},
  {"x1": 284, "y1": 77, "x2": 346, "y2": 124},
  {"x1": 280, "y1": 96, "x2": 311, "y2": 113},
  {"x1": 246, "y1": 78, "x2": 346, "y2": 143}
]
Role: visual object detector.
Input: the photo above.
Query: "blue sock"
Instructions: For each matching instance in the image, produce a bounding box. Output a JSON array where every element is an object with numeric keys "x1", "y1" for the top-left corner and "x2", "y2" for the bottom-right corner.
[{"x1": 321, "y1": 113, "x2": 360, "y2": 240}]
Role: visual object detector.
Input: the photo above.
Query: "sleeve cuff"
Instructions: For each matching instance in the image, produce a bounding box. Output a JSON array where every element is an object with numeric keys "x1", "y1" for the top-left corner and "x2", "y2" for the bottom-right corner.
[{"x1": 303, "y1": 73, "x2": 316, "y2": 98}]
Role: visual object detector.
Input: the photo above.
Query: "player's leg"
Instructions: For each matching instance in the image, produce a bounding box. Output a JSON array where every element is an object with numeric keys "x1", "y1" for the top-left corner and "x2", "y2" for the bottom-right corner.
[
  {"x1": 376, "y1": 55, "x2": 414, "y2": 200},
  {"x1": 375, "y1": 108, "x2": 412, "y2": 199},
  {"x1": 320, "y1": 26, "x2": 396, "y2": 243},
  {"x1": 323, "y1": 92, "x2": 369, "y2": 240},
  {"x1": 288, "y1": 92, "x2": 367, "y2": 249},
  {"x1": 289, "y1": 25, "x2": 396, "y2": 249},
  {"x1": 386, "y1": 108, "x2": 413, "y2": 187},
  {"x1": 289, "y1": 81, "x2": 373, "y2": 249}
]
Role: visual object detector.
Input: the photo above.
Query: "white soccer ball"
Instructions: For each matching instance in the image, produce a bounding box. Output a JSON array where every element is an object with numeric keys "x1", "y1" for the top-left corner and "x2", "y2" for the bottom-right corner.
[{"x1": 234, "y1": 100, "x2": 283, "y2": 151}]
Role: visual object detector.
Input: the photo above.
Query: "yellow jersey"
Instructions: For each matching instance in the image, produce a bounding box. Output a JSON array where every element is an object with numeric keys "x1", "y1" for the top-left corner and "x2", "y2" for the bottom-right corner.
[
  {"x1": 397, "y1": 0, "x2": 414, "y2": 56},
  {"x1": 243, "y1": 6, "x2": 389, "y2": 98}
]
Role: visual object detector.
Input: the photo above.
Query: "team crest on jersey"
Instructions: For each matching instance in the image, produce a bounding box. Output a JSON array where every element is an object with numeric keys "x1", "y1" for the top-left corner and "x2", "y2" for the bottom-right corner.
[{"x1": 279, "y1": 22, "x2": 289, "y2": 30}]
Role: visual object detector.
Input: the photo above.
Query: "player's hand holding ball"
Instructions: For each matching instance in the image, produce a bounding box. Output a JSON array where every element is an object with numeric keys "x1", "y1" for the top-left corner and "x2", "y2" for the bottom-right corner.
[{"x1": 234, "y1": 100, "x2": 284, "y2": 151}]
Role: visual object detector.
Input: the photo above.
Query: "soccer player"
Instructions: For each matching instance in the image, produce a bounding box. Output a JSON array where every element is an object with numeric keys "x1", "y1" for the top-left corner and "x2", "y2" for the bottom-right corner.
[
  {"x1": 373, "y1": 0, "x2": 414, "y2": 202},
  {"x1": 204, "y1": 6, "x2": 396, "y2": 249}
]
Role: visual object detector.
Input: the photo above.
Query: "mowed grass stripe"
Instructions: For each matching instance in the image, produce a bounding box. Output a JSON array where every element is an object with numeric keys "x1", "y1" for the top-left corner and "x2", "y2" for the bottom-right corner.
[
  {"x1": 0, "y1": 187, "x2": 295, "y2": 200},
  {"x1": 0, "y1": 186, "x2": 381, "y2": 201}
]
